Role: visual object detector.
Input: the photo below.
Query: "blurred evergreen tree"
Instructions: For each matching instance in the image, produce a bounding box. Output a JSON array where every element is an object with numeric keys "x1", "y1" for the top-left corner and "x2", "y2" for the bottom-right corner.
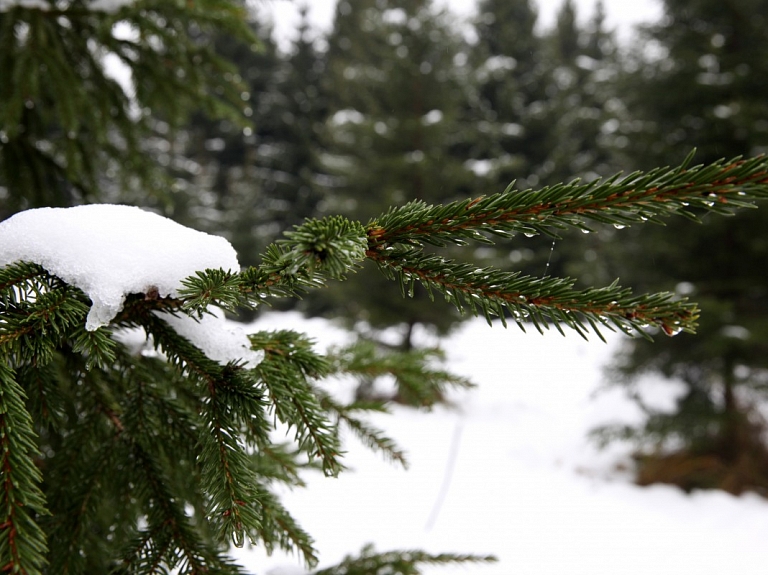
[
  {"x1": 532, "y1": 0, "x2": 625, "y2": 285},
  {"x1": 544, "y1": 0, "x2": 620, "y2": 185},
  {"x1": 594, "y1": 0, "x2": 768, "y2": 495},
  {"x1": 466, "y1": 0, "x2": 621, "y2": 285},
  {"x1": 301, "y1": 0, "x2": 476, "y2": 351},
  {"x1": 468, "y1": 0, "x2": 550, "y2": 190},
  {"x1": 0, "y1": 0, "x2": 255, "y2": 220},
  {"x1": 173, "y1": 8, "x2": 329, "y2": 269}
]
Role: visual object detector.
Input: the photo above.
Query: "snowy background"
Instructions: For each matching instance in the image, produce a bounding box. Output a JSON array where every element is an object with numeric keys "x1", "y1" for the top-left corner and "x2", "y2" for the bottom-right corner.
[
  {"x1": 233, "y1": 312, "x2": 768, "y2": 575},
  {"x1": 227, "y1": 3, "x2": 768, "y2": 572},
  {"x1": 261, "y1": 0, "x2": 664, "y2": 50}
]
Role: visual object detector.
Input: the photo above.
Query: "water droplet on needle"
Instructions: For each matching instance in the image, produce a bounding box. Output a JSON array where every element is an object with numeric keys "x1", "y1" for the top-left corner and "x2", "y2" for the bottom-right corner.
[{"x1": 661, "y1": 324, "x2": 683, "y2": 337}]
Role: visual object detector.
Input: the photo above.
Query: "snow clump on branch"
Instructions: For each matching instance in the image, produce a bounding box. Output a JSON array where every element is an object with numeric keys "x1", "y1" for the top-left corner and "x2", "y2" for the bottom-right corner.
[{"x1": 0, "y1": 204, "x2": 262, "y2": 366}]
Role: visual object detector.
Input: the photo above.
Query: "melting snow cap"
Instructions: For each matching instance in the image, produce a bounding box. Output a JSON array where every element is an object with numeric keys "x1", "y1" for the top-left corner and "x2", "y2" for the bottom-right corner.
[{"x1": 0, "y1": 204, "x2": 240, "y2": 331}]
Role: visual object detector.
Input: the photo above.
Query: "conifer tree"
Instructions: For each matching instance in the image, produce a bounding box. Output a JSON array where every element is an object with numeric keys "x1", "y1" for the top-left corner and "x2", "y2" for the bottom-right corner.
[
  {"x1": 4, "y1": 2, "x2": 768, "y2": 574},
  {"x1": 172, "y1": 10, "x2": 329, "y2": 270},
  {"x1": 463, "y1": 0, "x2": 578, "y2": 284},
  {"x1": 545, "y1": 0, "x2": 619, "y2": 185},
  {"x1": 0, "y1": 0, "x2": 256, "y2": 219},
  {"x1": 3, "y1": 149, "x2": 768, "y2": 574},
  {"x1": 303, "y1": 0, "x2": 475, "y2": 351},
  {"x1": 594, "y1": 0, "x2": 768, "y2": 494},
  {"x1": 523, "y1": 0, "x2": 623, "y2": 285},
  {"x1": 469, "y1": 0, "x2": 550, "y2": 190}
]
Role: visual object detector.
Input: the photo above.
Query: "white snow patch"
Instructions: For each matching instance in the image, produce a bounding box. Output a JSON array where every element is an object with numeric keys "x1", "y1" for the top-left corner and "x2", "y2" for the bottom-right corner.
[
  {"x1": 155, "y1": 308, "x2": 264, "y2": 367},
  {"x1": 422, "y1": 109, "x2": 443, "y2": 125},
  {"x1": 381, "y1": 7, "x2": 407, "y2": 26},
  {"x1": 0, "y1": 0, "x2": 136, "y2": 11},
  {"x1": 0, "y1": 204, "x2": 240, "y2": 331},
  {"x1": 331, "y1": 109, "x2": 365, "y2": 125},
  {"x1": 87, "y1": 0, "x2": 135, "y2": 11},
  {"x1": 231, "y1": 313, "x2": 768, "y2": 575}
]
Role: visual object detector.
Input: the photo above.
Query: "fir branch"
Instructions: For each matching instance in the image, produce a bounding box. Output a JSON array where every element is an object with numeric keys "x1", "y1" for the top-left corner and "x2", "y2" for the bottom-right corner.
[
  {"x1": 14, "y1": 362, "x2": 66, "y2": 431},
  {"x1": 0, "y1": 363, "x2": 49, "y2": 575},
  {"x1": 248, "y1": 330, "x2": 331, "y2": 381},
  {"x1": 124, "y1": 440, "x2": 236, "y2": 575},
  {"x1": 318, "y1": 392, "x2": 408, "y2": 468},
  {"x1": 369, "y1": 248, "x2": 697, "y2": 340},
  {"x1": 1, "y1": 1, "x2": 258, "y2": 205},
  {"x1": 277, "y1": 216, "x2": 368, "y2": 281},
  {"x1": 178, "y1": 218, "x2": 367, "y2": 310},
  {"x1": 70, "y1": 324, "x2": 117, "y2": 371},
  {"x1": 367, "y1": 154, "x2": 768, "y2": 247},
  {"x1": 179, "y1": 268, "x2": 244, "y2": 315},
  {"x1": 329, "y1": 341, "x2": 475, "y2": 408},
  {"x1": 248, "y1": 442, "x2": 315, "y2": 488},
  {"x1": 122, "y1": 358, "x2": 203, "y2": 464},
  {"x1": 314, "y1": 543, "x2": 497, "y2": 575},
  {"x1": 0, "y1": 286, "x2": 91, "y2": 368},
  {"x1": 247, "y1": 484, "x2": 318, "y2": 567},
  {"x1": 47, "y1": 428, "x2": 116, "y2": 575},
  {"x1": 237, "y1": 216, "x2": 368, "y2": 305},
  {"x1": 139, "y1": 310, "x2": 223, "y2": 383},
  {"x1": 238, "y1": 244, "x2": 328, "y2": 303},
  {"x1": 251, "y1": 331, "x2": 343, "y2": 477},
  {"x1": 45, "y1": 354, "x2": 143, "y2": 575},
  {"x1": 136, "y1": 313, "x2": 267, "y2": 548},
  {"x1": 198, "y1": 368, "x2": 265, "y2": 549},
  {"x1": 0, "y1": 262, "x2": 49, "y2": 298}
]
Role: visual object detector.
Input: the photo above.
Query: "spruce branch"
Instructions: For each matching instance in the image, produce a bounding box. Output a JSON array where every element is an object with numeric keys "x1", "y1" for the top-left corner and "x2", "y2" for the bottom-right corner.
[
  {"x1": 14, "y1": 362, "x2": 66, "y2": 431},
  {"x1": 251, "y1": 331, "x2": 344, "y2": 477},
  {"x1": 123, "y1": 440, "x2": 237, "y2": 575},
  {"x1": 0, "y1": 282, "x2": 90, "y2": 364},
  {"x1": 2, "y1": 155, "x2": 766, "y2": 573},
  {"x1": 237, "y1": 216, "x2": 369, "y2": 304},
  {"x1": 0, "y1": 262, "x2": 49, "y2": 298},
  {"x1": 369, "y1": 247, "x2": 696, "y2": 340},
  {"x1": 246, "y1": 484, "x2": 318, "y2": 567},
  {"x1": 135, "y1": 314, "x2": 268, "y2": 549},
  {"x1": 248, "y1": 443, "x2": 316, "y2": 488},
  {"x1": 1, "y1": 1, "x2": 258, "y2": 205},
  {"x1": 47, "y1": 426, "x2": 116, "y2": 575},
  {"x1": 360, "y1": 155, "x2": 768, "y2": 338},
  {"x1": 177, "y1": 217, "x2": 368, "y2": 311},
  {"x1": 318, "y1": 392, "x2": 409, "y2": 468},
  {"x1": 367, "y1": 154, "x2": 768, "y2": 246},
  {"x1": 0, "y1": 363, "x2": 49, "y2": 575},
  {"x1": 328, "y1": 340, "x2": 475, "y2": 408},
  {"x1": 198, "y1": 368, "x2": 266, "y2": 549},
  {"x1": 314, "y1": 543, "x2": 497, "y2": 575}
]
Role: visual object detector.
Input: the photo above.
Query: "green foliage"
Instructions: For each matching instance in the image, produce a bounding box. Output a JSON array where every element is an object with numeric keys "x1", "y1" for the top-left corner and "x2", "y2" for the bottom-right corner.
[
  {"x1": 3, "y1": 153, "x2": 768, "y2": 572},
  {"x1": 0, "y1": 241, "x2": 492, "y2": 573},
  {"x1": 301, "y1": 0, "x2": 476, "y2": 341},
  {"x1": 313, "y1": 543, "x2": 496, "y2": 575},
  {"x1": 367, "y1": 154, "x2": 768, "y2": 339},
  {"x1": 167, "y1": 11, "x2": 330, "y2": 269},
  {"x1": 592, "y1": 0, "x2": 768, "y2": 494},
  {"x1": 4, "y1": 0, "x2": 768, "y2": 572},
  {"x1": 0, "y1": 0, "x2": 256, "y2": 217},
  {"x1": 329, "y1": 339, "x2": 474, "y2": 409},
  {"x1": 0, "y1": 362, "x2": 49, "y2": 575}
]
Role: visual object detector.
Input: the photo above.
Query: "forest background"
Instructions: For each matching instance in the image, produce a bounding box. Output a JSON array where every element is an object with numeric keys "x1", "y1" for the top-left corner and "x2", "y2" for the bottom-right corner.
[
  {"x1": 107, "y1": 0, "x2": 768, "y2": 495},
  {"x1": 2, "y1": 0, "x2": 768, "y2": 569}
]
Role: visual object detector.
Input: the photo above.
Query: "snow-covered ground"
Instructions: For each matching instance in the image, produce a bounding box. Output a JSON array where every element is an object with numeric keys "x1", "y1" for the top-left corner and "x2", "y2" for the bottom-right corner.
[{"x1": 234, "y1": 312, "x2": 768, "y2": 575}]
